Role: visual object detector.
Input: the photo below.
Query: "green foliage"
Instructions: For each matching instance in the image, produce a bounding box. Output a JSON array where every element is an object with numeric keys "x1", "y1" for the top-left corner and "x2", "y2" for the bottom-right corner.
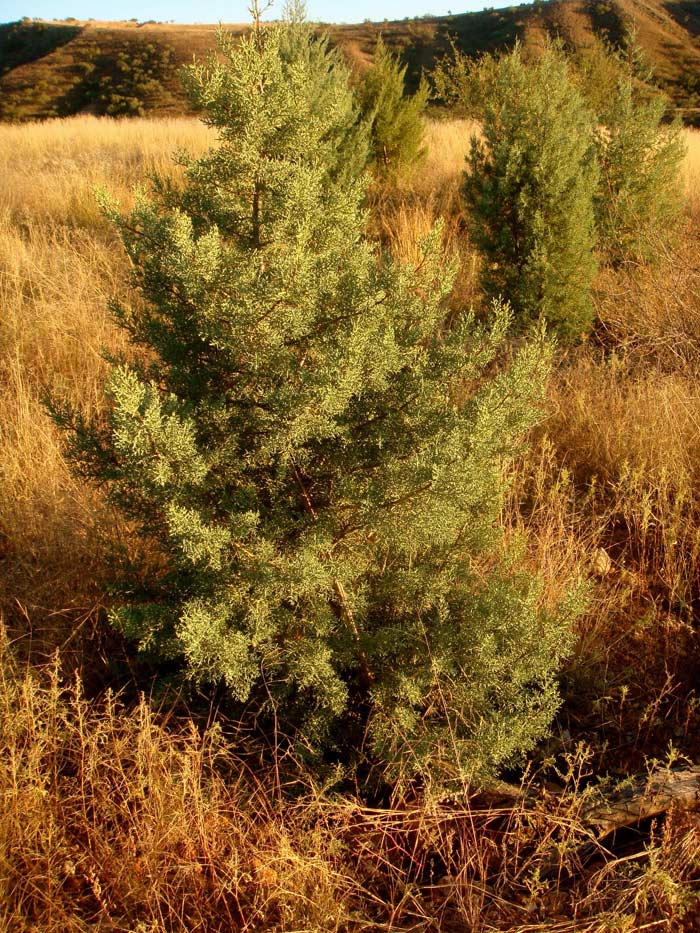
[
  {"x1": 74, "y1": 41, "x2": 175, "y2": 117},
  {"x1": 276, "y1": 16, "x2": 368, "y2": 184},
  {"x1": 570, "y1": 35, "x2": 631, "y2": 117},
  {"x1": 463, "y1": 43, "x2": 599, "y2": 341},
  {"x1": 564, "y1": 34, "x2": 685, "y2": 264},
  {"x1": 54, "y1": 18, "x2": 576, "y2": 786},
  {"x1": 431, "y1": 40, "x2": 500, "y2": 120},
  {"x1": 358, "y1": 35, "x2": 429, "y2": 178},
  {"x1": 0, "y1": 20, "x2": 81, "y2": 78},
  {"x1": 594, "y1": 76, "x2": 686, "y2": 266}
]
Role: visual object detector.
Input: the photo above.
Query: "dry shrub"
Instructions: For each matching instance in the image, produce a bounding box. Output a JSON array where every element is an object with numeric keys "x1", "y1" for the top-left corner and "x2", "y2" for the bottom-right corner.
[
  {"x1": 372, "y1": 192, "x2": 481, "y2": 318},
  {"x1": 3, "y1": 632, "x2": 699, "y2": 933},
  {"x1": 501, "y1": 224, "x2": 700, "y2": 768},
  {"x1": 509, "y1": 434, "x2": 700, "y2": 772},
  {"x1": 0, "y1": 631, "x2": 355, "y2": 933},
  {"x1": 579, "y1": 806, "x2": 700, "y2": 928},
  {"x1": 594, "y1": 229, "x2": 700, "y2": 372}
]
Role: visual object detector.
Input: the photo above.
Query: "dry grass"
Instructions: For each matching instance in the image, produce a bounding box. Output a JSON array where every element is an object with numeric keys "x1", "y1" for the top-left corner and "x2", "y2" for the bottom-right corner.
[
  {"x1": 0, "y1": 213, "x2": 122, "y2": 642},
  {"x1": 370, "y1": 118, "x2": 481, "y2": 313},
  {"x1": 2, "y1": 631, "x2": 699, "y2": 933},
  {"x1": 0, "y1": 116, "x2": 215, "y2": 652},
  {"x1": 501, "y1": 218, "x2": 700, "y2": 773},
  {"x1": 0, "y1": 632, "x2": 356, "y2": 933},
  {"x1": 681, "y1": 128, "x2": 700, "y2": 219},
  {"x1": 0, "y1": 114, "x2": 214, "y2": 228},
  {"x1": 3, "y1": 112, "x2": 700, "y2": 930},
  {"x1": 412, "y1": 118, "x2": 480, "y2": 198}
]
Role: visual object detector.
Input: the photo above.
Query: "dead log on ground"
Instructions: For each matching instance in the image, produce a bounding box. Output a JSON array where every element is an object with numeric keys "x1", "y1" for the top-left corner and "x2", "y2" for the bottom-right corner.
[
  {"x1": 581, "y1": 765, "x2": 700, "y2": 836},
  {"x1": 472, "y1": 766, "x2": 700, "y2": 837}
]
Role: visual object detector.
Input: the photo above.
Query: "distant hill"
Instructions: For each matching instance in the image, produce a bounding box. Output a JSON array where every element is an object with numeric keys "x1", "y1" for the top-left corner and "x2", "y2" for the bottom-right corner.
[{"x1": 1, "y1": 0, "x2": 699, "y2": 123}]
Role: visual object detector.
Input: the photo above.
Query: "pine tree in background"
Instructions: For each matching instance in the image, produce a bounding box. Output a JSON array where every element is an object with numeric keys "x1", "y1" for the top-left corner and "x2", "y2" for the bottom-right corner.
[
  {"x1": 54, "y1": 13, "x2": 576, "y2": 786},
  {"x1": 431, "y1": 40, "x2": 500, "y2": 121},
  {"x1": 359, "y1": 35, "x2": 429, "y2": 179},
  {"x1": 571, "y1": 32, "x2": 686, "y2": 266},
  {"x1": 594, "y1": 77, "x2": 685, "y2": 266},
  {"x1": 464, "y1": 44, "x2": 599, "y2": 342}
]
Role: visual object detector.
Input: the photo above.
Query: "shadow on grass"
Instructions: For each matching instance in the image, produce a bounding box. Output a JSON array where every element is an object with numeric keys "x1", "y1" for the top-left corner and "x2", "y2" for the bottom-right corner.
[{"x1": 0, "y1": 20, "x2": 83, "y2": 77}]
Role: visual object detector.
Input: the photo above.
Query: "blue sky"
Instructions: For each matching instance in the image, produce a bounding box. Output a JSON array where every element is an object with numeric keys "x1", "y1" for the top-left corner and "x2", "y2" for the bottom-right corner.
[{"x1": 2, "y1": 1, "x2": 514, "y2": 25}]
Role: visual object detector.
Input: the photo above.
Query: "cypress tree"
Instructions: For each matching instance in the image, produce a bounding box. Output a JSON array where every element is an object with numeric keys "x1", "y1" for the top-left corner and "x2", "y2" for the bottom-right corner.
[
  {"x1": 594, "y1": 78, "x2": 685, "y2": 266},
  {"x1": 54, "y1": 16, "x2": 576, "y2": 785},
  {"x1": 464, "y1": 44, "x2": 599, "y2": 342},
  {"x1": 571, "y1": 32, "x2": 686, "y2": 266},
  {"x1": 359, "y1": 35, "x2": 429, "y2": 179}
]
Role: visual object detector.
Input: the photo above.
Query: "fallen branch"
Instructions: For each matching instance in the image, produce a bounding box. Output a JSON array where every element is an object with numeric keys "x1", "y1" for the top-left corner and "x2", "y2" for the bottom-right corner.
[{"x1": 582, "y1": 765, "x2": 700, "y2": 836}]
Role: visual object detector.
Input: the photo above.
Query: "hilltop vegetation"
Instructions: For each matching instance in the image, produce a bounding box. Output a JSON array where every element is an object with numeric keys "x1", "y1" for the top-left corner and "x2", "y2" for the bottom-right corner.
[{"x1": 1, "y1": 0, "x2": 700, "y2": 122}]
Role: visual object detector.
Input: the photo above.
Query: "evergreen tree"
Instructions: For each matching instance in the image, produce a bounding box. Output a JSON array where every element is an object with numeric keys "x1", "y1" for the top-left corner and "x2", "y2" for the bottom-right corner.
[
  {"x1": 431, "y1": 41, "x2": 499, "y2": 121},
  {"x1": 464, "y1": 44, "x2": 599, "y2": 342},
  {"x1": 359, "y1": 35, "x2": 429, "y2": 178},
  {"x1": 594, "y1": 77, "x2": 685, "y2": 266},
  {"x1": 570, "y1": 35, "x2": 630, "y2": 119},
  {"x1": 54, "y1": 16, "x2": 576, "y2": 785},
  {"x1": 571, "y1": 32, "x2": 685, "y2": 266},
  {"x1": 276, "y1": 9, "x2": 368, "y2": 184}
]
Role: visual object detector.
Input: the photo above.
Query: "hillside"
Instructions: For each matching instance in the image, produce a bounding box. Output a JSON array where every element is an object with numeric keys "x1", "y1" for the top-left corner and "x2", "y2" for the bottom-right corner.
[{"x1": 1, "y1": 0, "x2": 699, "y2": 122}]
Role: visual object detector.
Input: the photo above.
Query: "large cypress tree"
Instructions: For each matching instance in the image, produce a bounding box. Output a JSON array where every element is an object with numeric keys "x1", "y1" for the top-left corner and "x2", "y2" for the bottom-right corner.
[{"x1": 55, "y1": 15, "x2": 576, "y2": 785}]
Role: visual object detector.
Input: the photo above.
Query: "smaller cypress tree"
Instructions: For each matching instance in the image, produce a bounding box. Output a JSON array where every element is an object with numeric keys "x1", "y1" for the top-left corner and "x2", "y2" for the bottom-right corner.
[
  {"x1": 570, "y1": 35, "x2": 630, "y2": 119},
  {"x1": 276, "y1": 9, "x2": 369, "y2": 185},
  {"x1": 359, "y1": 35, "x2": 429, "y2": 178},
  {"x1": 594, "y1": 78, "x2": 685, "y2": 266},
  {"x1": 570, "y1": 31, "x2": 685, "y2": 266},
  {"x1": 431, "y1": 41, "x2": 499, "y2": 121},
  {"x1": 464, "y1": 44, "x2": 599, "y2": 341}
]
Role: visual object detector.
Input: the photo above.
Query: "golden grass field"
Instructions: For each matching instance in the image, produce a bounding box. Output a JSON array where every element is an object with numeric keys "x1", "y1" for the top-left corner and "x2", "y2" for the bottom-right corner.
[{"x1": 2, "y1": 115, "x2": 700, "y2": 930}]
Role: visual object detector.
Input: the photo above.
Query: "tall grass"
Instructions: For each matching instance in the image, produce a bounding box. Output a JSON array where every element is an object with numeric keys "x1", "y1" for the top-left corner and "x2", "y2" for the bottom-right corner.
[
  {"x1": 0, "y1": 117, "x2": 214, "y2": 652},
  {"x1": 3, "y1": 629, "x2": 699, "y2": 933},
  {"x1": 0, "y1": 114, "x2": 214, "y2": 228},
  {"x1": 682, "y1": 127, "x2": 700, "y2": 219}
]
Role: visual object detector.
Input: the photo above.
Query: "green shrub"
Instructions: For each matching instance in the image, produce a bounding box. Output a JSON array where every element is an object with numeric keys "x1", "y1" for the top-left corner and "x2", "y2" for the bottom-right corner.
[
  {"x1": 594, "y1": 78, "x2": 686, "y2": 266},
  {"x1": 570, "y1": 34, "x2": 630, "y2": 118},
  {"x1": 358, "y1": 35, "x2": 429, "y2": 178},
  {"x1": 464, "y1": 43, "x2": 599, "y2": 341},
  {"x1": 54, "y1": 18, "x2": 576, "y2": 786},
  {"x1": 66, "y1": 40, "x2": 175, "y2": 117},
  {"x1": 570, "y1": 32, "x2": 686, "y2": 266},
  {"x1": 431, "y1": 41, "x2": 500, "y2": 120}
]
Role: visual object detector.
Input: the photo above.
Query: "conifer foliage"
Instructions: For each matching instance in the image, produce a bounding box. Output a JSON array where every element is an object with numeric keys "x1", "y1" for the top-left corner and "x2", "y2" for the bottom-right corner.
[
  {"x1": 359, "y1": 35, "x2": 429, "y2": 178},
  {"x1": 464, "y1": 44, "x2": 599, "y2": 341},
  {"x1": 594, "y1": 77, "x2": 685, "y2": 266},
  {"x1": 56, "y1": 15, "x2": 575, "y2": 784}
]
